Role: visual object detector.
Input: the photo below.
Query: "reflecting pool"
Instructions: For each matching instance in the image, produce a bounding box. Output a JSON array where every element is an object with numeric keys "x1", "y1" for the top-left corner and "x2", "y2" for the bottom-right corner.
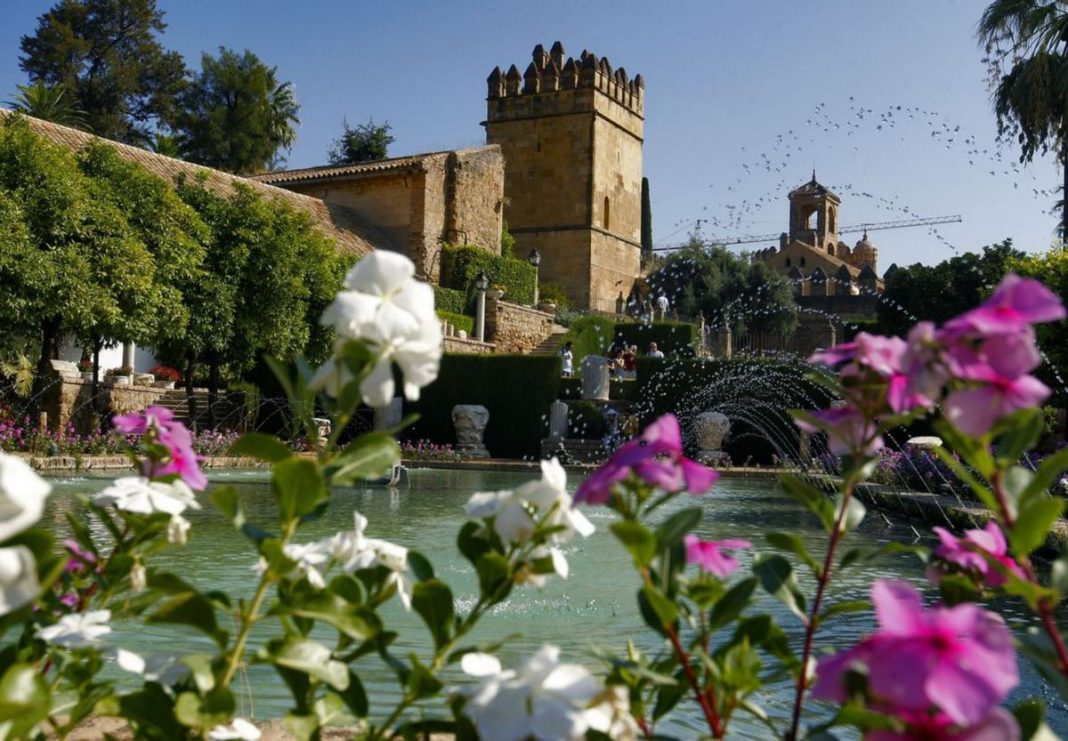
[{"x1": 43, "y1": 468, "x2": 1068, "y2": 737}]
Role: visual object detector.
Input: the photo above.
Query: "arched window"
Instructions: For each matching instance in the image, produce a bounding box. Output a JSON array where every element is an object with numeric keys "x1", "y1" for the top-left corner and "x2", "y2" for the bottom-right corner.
[
  {"x1": 603, "y1": 196, "x2": 611, "y2": 230},
  {"x1": 785, "y1": 257, "x2": 791, "y2": 267},
  {"x1": 800, "y1": 257, "x2": 806, "y2": 267}
]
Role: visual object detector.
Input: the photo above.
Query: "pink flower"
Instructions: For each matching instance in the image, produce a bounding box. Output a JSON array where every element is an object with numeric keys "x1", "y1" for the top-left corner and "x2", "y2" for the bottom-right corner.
[
  {"x1": 795, "y1": 407, "x2": 883, "y2": 456},
  {"x1": 943, "y1": 373, "x2": 1049, "y2": 438},
  {"x1": 62, "y1": 539, "x2": 96, "y2": 574},
  {"x1": 112, "y1": 408, "x2": 207, "y2": 491},
  {"x1": 944, "y1": 273, "x2": 1065, "y2": 337},
  {"x1": 812, "y1": 580, "x2": 1018, "y2": 727},
  {"x1": 574, "y1": 414, "x2": 718, "y2": 504},
  {"x1": 683, "y1": 535, "x2": 751, "y2": 577},
  {"x1": 867, "y1": 707, "x2": 1019, "y2": 741},
  {"x1": 811, "y1": 333, "x2": 907, "y2": 378},
  {"x1": 931, "y1": 522, "x2": 1025, "y2": 588}
]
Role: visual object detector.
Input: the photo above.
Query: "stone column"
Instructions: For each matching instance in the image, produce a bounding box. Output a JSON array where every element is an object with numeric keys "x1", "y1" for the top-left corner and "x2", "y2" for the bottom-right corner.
[
  {"x1": 122, "y1": 342, "x2": 135, "y2": 370},
  {"x1": 476, "y1": 287, "x2": 487, "y2": 342},
  {"x1": 374, "y1": 398, "x2": 404, "y2": 431},
  {"x1": 548, "y1": 400, "x2": 569, "y2": 441},
  {"x1": 581, "y1": 356, "x2": 610, "y2": 401}
]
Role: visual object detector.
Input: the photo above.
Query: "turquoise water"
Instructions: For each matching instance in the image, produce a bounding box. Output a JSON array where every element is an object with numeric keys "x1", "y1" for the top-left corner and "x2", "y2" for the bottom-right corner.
[{"x1": 42, "y1": 468, "x2": 1068, "y2": 737}]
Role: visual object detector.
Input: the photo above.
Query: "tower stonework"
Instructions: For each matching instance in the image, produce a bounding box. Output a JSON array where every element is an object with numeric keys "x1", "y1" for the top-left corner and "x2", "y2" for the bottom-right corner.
[{"x1": 484, "y1": 42, "x2": 644, "y2": 311}]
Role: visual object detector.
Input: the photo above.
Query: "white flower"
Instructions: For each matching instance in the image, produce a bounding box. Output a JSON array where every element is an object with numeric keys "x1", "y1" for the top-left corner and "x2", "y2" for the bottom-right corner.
[
  {"x1": 92, "y1": 477, "x2": 200, "y2": 516},
  {"x1": 0, "y1": 451, "x2": 51, "y2": 542},
  {"x1": 585, "y1": 686, "x2": 639, "y2": 740},
  {"x1": 36, "y1": 610, "x2": 111, "y2": 647},
  {"x1": 465, "y1": 490, "x2": 535, "y2": 543},
  {"x1": 0, "y1": 546, "x2": 39, "y2": 615},
  {"x1": 282, "y1": 542, "x2": 330, "y2": 590},
  {"x1": 517, "y1": 546, "x2": 571, "y2": 588},
  {"x1": 461, "y1": 644, "x2": 608, "y2": 740},
  {"x1": 208, "y1": 718, "x2": 261, "y2": 740},
  {"x1": 116, "y1": 648, "x2": 190, "y2": 688},
  {"x1": 311, "y1": 251, "x2": 442, "y2": 407},
  {"x1": 130, "y1": 562, "x2": 146, "y2": 593},
  {"x1": 167, "y1": 514, "x2": 190, "y2": 545},
  {"x1": 324, "y1": 512, "x2": 412, "y2": 610}
]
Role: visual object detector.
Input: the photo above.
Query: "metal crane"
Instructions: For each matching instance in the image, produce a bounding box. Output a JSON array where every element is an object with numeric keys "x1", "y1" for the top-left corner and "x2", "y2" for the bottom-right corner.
[{"x1": 652, "y1": 214, "x2": 962, "y2": 251}]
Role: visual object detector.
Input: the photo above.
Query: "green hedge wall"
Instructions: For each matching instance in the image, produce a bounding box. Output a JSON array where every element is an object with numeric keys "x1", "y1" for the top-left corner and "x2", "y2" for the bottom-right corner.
[
  {"x1": 614, "y1": 321, "x2": 698, "y2": 357},
  {"x1": 440, "y1": 244, "x2": 537, "y2": 310},
  {"x1": 563, "y1": 315, "x2": 616, "y2": 364},
  {"x1": 433, "y1": 285, "x2": 468, "y2": 315},
  {"x1": 633, "y1": 356, "x2": 836, "y2": 464},
  {"x1": 437, "y1": 310, "x2": 473, "y2": 334},
  {"x1": 404, "y1": 354, "x2": 561, "y2": 458}
]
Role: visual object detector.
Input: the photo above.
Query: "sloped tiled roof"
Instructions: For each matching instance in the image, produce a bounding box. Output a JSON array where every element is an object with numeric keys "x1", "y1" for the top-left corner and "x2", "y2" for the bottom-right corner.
[
  {"x1": 252, "y1": 146, "x2": 495, "y2": 186},
  {"x1": 0, "y1": 109, "x2": 382, "y2": 256},
  {"x1": 789, "y1": 176, "x2": 840, "y2": 201}
]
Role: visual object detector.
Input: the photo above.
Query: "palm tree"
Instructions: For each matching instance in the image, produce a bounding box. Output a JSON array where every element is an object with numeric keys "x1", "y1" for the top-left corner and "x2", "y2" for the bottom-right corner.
[
  {"x1": 268, "y1": 76, "x2": 299, "y2": 151},
  {"x1": 5, "y1": 81, "x2": 86, "y2": 127},
  {"x1": 979, "y1": 1, "x2": 1068, "y2": 239}
]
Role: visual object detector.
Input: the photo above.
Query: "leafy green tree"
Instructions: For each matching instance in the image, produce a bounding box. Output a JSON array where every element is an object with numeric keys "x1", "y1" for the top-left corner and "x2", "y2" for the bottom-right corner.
[
  {"x1": 175, "y1": 48, "x2": 300, "y2": 175},
  {"x1": 1010, "y1": 246, "x2": 1068, "y2": 389},
  {"x1": 875, "y1": 240, "x2": 1025, "y2": 336},
  {"x1": 978, "y1": 1, "x2": 1068, "y2": 236},
  {"x1": 6, "y1": 81, "x2": 86, "y2": 127},
  {"x1": 170, "y1": 177, "x2": 345, "y2": 423},
  {"x1": 18, "y1": 0, "x2": 185, "y2": 143},
  {"x1": 647, "y1": 234, "x2": 798, "y2": 334},
  {"x1": 0, "y1": 116, "x2": 156, "y2": 402},
  {"x1": 328, "y1": 118, "x2": 394, "y2": 165}
]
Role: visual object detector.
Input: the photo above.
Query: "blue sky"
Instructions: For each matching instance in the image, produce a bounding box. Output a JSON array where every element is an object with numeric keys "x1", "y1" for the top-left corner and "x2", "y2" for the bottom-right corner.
[{"x1": 0, "y1": 0, "x2": 1059, "y2": 268}]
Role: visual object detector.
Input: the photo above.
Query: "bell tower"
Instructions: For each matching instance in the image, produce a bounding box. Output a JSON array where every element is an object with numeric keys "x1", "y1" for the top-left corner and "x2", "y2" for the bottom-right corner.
[
  {"x1": 483, "y1": 42, "x2": 644, "y2": 311},
  {"x1": 788, "y1": 173, "x2": 841, "y2": 254}
]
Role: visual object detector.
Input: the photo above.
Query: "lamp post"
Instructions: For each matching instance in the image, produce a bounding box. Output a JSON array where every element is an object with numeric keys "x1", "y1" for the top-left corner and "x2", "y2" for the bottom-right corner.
[
  {"x1": 528, "y1": 248, "x2": 541, "y2": 306},
  {"x1": 475, "y1": 270, "x2": 489, "y2": 342}
]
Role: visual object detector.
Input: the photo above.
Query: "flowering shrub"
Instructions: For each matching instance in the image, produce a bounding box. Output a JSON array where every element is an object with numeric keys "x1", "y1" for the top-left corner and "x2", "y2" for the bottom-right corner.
[
  {"x1": 0, "y1": 262, "x2": 1066, "y2": 739},
  {"x1": 149, "y1": 365, "x2": 182, "y2": 382},
  {"x1": 400, "y1": 438, "x2": 462, "y2": 462}
]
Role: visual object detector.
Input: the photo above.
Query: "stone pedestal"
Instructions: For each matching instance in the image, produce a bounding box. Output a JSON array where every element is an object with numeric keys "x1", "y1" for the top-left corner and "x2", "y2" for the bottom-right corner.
[
  {"x1": 695, "y1": 411, "x2": 731, "y2": 466},
  {"x1": 452, "y1": 404, "x2": 490, "y2": 458},
  {"x1": 374, "y1": 398, "x2": 404, "y2": 431},
  {"x1": 548, "y1": 400, "x2": 569, "y2": 442},
  {"x1": 906, "y1": 436, "x2": 943, "y2": 451},
  {"x1": 581, "y1": 356, "x2": 610, "y2": 401},
  {"x1": 313, "y1": 417, "x2": 331, "y2": 451}
]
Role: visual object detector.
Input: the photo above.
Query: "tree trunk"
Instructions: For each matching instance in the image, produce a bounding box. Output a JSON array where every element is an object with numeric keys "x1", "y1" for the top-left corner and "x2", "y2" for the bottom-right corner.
[
  {"x1": 91, "y1": 337, "x2": 102, "y2": 420},
  {"x1": 185, "y1": 354, "x2": 197, "y2": 432},
  {"x1": 1062, "y1": 146, "x2": 1067, "y2": 246},
  {"x1": 29, "y1": 318, "x2": 61, "y2": 419},
  {"x1": 207, "y1": 357, "x2": 220, "y2": 431}
]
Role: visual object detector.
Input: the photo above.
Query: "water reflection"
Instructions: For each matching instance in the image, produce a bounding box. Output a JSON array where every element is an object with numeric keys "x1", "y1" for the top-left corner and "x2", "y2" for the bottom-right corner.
[{"x1": 44, "y1": 468, "x2": 1068, "y2": 736}]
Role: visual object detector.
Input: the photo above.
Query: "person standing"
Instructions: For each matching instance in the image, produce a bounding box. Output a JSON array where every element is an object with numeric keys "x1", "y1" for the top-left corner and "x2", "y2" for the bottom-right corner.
[
  {"x1": 560, "y1": 341, "x2": 574, "y2": 377},
  {"x1": 656, "y1": 293, "x2": 670, "y2": 321},
  {"x1": 647, "y1": 342, "x2": 665, "y2": 359}
]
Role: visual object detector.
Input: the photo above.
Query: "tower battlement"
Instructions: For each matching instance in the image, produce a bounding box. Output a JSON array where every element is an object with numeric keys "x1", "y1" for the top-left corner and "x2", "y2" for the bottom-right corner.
[{"x1": 487, "y1": 42, "x2": 644, "y2": 120}]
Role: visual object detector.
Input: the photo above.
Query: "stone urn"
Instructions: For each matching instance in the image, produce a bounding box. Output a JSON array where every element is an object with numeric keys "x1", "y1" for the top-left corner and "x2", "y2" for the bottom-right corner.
[
  {"x1": 537, "y1": 301, "x2": 557, "y2": 314},
  {"x1": 452, "y1": 404, "x2": 490, "y2": 458},
  {"x1": 694, "y1": 411, "x2": 731, "y2": 466},
  {"x1": 487, "y1": 288, "x2": 504, "y2": 301}
]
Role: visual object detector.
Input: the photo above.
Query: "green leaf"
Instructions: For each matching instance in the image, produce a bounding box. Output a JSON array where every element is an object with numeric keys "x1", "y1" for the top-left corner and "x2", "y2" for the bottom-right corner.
[
  {"x1": 820, "y1": 599, "x2": 871, "y2": 621},
  {"x1": 412, "y1": 579, "x2": 455, "y2": 649},
  {"x1": 934, "y1": 419, "x2": 994, "y2": 478},
  {"x1": 475, "y1": 551, "x2": 512, "y2": 604},
  {"x1": 640, "y1": 583, "x2": 679, "y2": 628},
  {"x1": 0, "y1": 663, "x2": 50, "y2": 737},
  {"x1": 147, "y1": 590, "x2": 226, "y2": 648},
  {"x1": 230, "y1": 432, "x2": 293, "y2": 462},
  {"x1": 707, "y1": 577, "x2": 757, "y2": 631},
  {"x1": 180, "y1": 654, "x2": 217, "y2": 694},
  {"x1": 331, "y1": 670, "x2": 368, "y2": 718},
  {"x1": 779, "y1": 475, "x2": 834, "y2": 532},
  {"x1": 752, "y1": 553, "x2": 807, "y2": 622},
  {"x1": 1053, "y1": 548, "x2": 1068, "y2": 597},
  {"x1": 265, "y1": 638, "x2": 349, "y2": 690},
  {"x1": 1012, "y1": 698, "x2": 1045, "y2": 741},
  {"x1": 993, "y1": 408, "x2": 1045, "y2": 467},
  {"x1": 1002, "y1": 466, "x2": 1036, "y2": 520},
  {"x1": 931, "y1": 445, "x2": 999, "y2": 513},
  {"x1": 457, "y1": 521, "x2": 492, "y2": 565},
  {"x1": 408, "y1": 550, "x2": 435, "y2": 582},
  {"x1": 174, "y1": 688, "x2": 235, "y2": 728},
  {"x1": 611, "y1": 521, "x2": 657, "y2": 567},
  {"x1": 330, "y1": 432, "x2": 400, "y2": 485},
  {"x1": 284, "y1": 712, "x2": 319, "y2": 741},
  {"x1": 938, "y1": 572, "x2": 982, "y2": 606},
  {"x1": 1022, "y1": 449, "x2": 1068, "y2": 503},
  {"x1": 1010, "y1": 496, "x2": 1064, "y2": 556},
  {"x1": 654, "y1": 507, "x2": 702, "y2": 548},
  {"x1": 834, "y1": 494, "x2": 866, "y2": 533},
  {"x1": 406, "y1": 654, "x2": 443, "y2": 699},
  {"x1": 279, "y1": 593, "x2": 382, "y2": 640},
  {"x1": 765, "y1": 532, "x2": 820, "y2": 574},
  {"x1": 210, "y1": 485, "x2": 245, "y2": 529},
  {"x1": 651, "y1": 680, "x2": 686, "y2": 721},
  {"x1": 272, "y1": 457, "x2": 328, "y2": 520}
]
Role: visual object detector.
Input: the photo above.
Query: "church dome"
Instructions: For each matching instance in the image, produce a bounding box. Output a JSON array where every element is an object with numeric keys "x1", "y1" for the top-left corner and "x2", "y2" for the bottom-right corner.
[{"x1": 852, "y1": 231, "x2": 878, "y2": 268}]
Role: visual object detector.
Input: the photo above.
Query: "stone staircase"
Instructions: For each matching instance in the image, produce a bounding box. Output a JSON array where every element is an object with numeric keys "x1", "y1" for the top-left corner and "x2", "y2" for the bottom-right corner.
[
  {"x1": 529, "y1": 325, "x2": 569, "y2": 356},
  {"x1": 153, "y1": 388, "x2": 210, "y2": 424}
]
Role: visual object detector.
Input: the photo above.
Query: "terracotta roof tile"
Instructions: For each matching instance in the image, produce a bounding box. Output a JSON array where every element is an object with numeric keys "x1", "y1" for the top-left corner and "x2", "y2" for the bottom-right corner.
[
  {"x1": 0, "y1": 109, "x2": 382, "y2": 257},
  {"x1": 251, "y1": 146, "x2": 494, "y2": 186}
]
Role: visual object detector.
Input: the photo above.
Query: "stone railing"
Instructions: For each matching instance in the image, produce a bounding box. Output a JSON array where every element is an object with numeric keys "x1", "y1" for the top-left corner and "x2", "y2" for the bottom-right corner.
[
  {"x1": 486, "y1": 298, "x2": 555, "y2": 354},
  {"x1": 443, "y1": 336, "x2": 494, "y2": 355},
  {"x1": 43, "y1": 376, "x2": 168, "y2": 432}
]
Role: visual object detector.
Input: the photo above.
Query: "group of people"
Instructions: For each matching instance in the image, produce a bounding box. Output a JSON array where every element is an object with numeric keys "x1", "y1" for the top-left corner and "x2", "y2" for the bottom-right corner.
[{"x1": 559, "y1": 341, "x2": 665, "y2": 378}]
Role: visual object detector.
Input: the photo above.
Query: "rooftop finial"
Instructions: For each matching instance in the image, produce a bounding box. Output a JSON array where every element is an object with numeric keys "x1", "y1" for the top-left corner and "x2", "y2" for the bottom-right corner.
[{"x1": 811, "y1": 168, "x2": 816, "y2": 182}]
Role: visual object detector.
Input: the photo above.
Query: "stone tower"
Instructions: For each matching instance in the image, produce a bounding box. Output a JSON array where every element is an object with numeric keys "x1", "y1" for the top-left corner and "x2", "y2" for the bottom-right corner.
[
  {"x1": 484, "y1": 42, "x2": 644, "y2": 311},
  {"x1": 788, "y1": 173, "x2": 841, "y2": 255}
]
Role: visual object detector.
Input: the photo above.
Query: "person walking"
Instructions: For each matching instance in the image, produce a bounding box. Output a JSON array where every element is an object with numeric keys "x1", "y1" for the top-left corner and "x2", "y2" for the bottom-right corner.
[{"x1": 560, "y1": 341, "x2": 574, "y2": 377}]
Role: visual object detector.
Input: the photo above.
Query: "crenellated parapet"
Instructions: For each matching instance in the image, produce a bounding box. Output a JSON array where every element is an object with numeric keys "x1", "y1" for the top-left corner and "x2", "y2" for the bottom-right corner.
[{"x1": 486, "y1": 41, "x2": 645, "y2": 118}]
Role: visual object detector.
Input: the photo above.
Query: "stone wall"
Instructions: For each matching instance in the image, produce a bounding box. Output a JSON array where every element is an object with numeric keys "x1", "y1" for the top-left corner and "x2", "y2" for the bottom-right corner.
[
  {"x1": 486, "y1": 299, "x2": 554, "y2": 354},
  {"x1": 443, "y1": 336, "x2": 494, "y2": 355},
  {"x1": 43, "y1": 377, "x2": 167, "y2": 432}
]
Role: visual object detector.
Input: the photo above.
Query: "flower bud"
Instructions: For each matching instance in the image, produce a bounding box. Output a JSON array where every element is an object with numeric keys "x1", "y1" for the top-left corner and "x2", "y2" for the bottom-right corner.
[{"x1": 167, "y1": 514, "x2": 190, "y2": 545}]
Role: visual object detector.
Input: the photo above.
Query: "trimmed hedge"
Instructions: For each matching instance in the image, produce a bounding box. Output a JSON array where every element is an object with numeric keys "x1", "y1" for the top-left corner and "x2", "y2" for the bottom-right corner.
[
  {"x1": 437, "y1": 310, "x2": 473, "y2": 334},
  {"x1": 433, "y1": 285, "x2": 467, "y2": 315},
  {"x1": 403, "y1": 354, "x2": 561, "y2": 458},
  {"x1": 563, "y1": 315, "x2": 616, "y2": 364},
  {"x1": 614, "y1": 321, "x2": 698, "y2": 357},
  {"x1": 440, "y1": 244, "x2": 537, "y2": 310},
  {"x1": 634, "y1": 357, "x2": 836, "y2": 464}
]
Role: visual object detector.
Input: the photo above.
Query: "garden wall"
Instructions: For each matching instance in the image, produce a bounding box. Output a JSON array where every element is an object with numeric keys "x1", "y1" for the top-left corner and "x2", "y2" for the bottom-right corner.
[
  {"x1": 43, "y1": 376, "x2": 167, "y2": 432},
  {"x1": 486, "y1": 299, "x2": 555, "y2": 354}
]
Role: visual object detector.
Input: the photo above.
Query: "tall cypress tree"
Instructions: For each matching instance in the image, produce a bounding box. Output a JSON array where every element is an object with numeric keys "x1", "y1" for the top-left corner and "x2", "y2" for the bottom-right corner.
[{"x1": 641, "y1": 176, "x2": 653, "y2": 260}]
